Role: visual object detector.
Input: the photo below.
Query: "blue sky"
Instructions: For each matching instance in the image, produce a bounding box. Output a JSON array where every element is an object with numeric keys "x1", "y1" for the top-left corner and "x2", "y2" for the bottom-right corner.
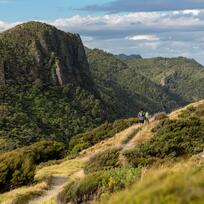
[{"x1": 1, "y1": 0, "x2": 204, "y2": 65}]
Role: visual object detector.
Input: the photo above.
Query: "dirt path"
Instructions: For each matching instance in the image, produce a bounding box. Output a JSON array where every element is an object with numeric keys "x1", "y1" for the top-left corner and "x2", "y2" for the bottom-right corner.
[
  {"x1": 120, "y1": 125, "x2": 140, "y2": 151},
  {"x1": 28, "y1": 176, "x2": 68, "y2": 204},
  {"x1": 27, "y1": 123, "x2": 150, "y2": 204},
  {"x1": 28, "y1": 154, "x2": 92, "y2": 204}
]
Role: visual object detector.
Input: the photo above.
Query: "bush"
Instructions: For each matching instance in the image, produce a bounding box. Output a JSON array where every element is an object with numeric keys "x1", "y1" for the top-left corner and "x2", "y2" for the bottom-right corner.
[
  {"x1": 153, "y1": 112, "x2": 168, "y2": 120},
  {"x1": 98, "y1": 161, "x2": 204, "y2": 204},
  {"x1": 178, "y1": 104, "x2": 204, "y2": 119},
  {"x1": 0, "y1": 141, "x2": 65, "y2": 192},
  {"x1": 84, "y1": 148, "x2": 121, "y2": 174},
  {"x1": 0, "y1": 82, "x2": 108, "y2": 153},
  {"x1": 124, "y1": 116, "x2": 204, "y2": 167},
  {"x1": 63, "y1": 168, "x2": 140, "y2": 204},
  {"x1": 178, "y1": 106, "x2": 196, "y2": 118},
  {"x1": 68, "y1": 118, "x2": 138, "y2": 154}
]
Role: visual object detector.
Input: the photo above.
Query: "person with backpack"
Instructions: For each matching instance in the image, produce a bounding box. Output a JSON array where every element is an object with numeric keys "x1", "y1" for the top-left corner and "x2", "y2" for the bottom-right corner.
[
  {"x1": 138, "y1": 109, "x2": 145, "y2": 124},
  {"x1": 145, "y1": 111, "x2": 150, "y2": 123}
]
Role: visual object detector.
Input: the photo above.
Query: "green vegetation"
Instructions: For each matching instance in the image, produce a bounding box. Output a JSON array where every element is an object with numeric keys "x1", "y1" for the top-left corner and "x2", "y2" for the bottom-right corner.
[
  {"x1": 97, "y1": 160, "x2": 204, "y2": 204},
  {"x1": 84, "y1": 148, "x2": 121, "y2": 173},
  {"x1": 178, "y1": 104, "x2": 204, "y2": 119},
  {"x1": 63, "y1": 168, "x2": 140, "y2": 204},
  {"x1": 127, "y1": 57, "x2": 204, "y2": 102},
  {"x1": 0, "y1": 141, "x2": 65, "y2": 192},
  {"x1": 87, "y1": 49, "x2": 188, "y2": 117},
  {"x1": 97, "y1": 159, "x2": 204, "y2": 204},
  {"x1": 124, "y1": 112, "x2": 204, "y2": 167},
  {"x1": 68, "y1": 118, "x2": 138, "y2": 154},
  {"x1": 0, "y1": 22, "x2": 111, "y2": 152},
  {"x1": 0, "y1": 84, "x2": 106, "y2": 152},
  {"x1": 115, "y1": 54, "x2": 142, "y2": 61}
]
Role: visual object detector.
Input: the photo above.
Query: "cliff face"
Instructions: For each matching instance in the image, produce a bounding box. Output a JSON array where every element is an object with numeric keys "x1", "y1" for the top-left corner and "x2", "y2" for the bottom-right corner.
[
  {"x1": 0, "y1": 22, "x2": 95, "y2": 92},
  {"x1": 0, "y1": 22, "x2": 113, "y2": 152}
]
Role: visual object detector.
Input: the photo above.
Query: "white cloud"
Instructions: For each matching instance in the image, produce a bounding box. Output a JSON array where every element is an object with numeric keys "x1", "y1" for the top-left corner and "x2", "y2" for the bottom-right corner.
[
  {"x1": 126, "y1": 35, "x2": 160, "y2": 41},
  {"x1": 1, "y1": 9, "x2": 204, "y2": 33},
  {"x1": 182, "y1": 9, "x2": 201, "y2": 16},
  {"x1": 0, "y1": 21, "x2": 22, "y2": 32},
  {"x1": 0, "y1": 9, "x2": 204, "y2": 64}
]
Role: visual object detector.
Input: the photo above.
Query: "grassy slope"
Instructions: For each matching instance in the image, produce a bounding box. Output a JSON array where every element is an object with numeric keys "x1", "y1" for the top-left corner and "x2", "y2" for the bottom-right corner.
[
  {"x1": 62, "y1": 100, "x2": 204, "y2": 204},
  {"x1": 98, "y1": 158, "x2": 204, "y2": 204},
  {"x1": 0, "y1": 119, "x2": 139, "y2": 203},
  {"x1": 1, "y1": 100, "x2": 204, "y2": 204}
]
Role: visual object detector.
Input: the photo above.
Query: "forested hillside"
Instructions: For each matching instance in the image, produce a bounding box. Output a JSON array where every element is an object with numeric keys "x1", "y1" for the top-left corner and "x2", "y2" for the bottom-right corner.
[
  {"x1": 127, "y1": 57, "x2": 204, "y2": 102},
  {"x1": 0, "y1": 22, "x2": 112, "y2": 152},
  {"x1": 86, "y1": 49, "x2": 188, "y2": 117},
  {"x1": 1, "y1": 21, "x2": 204, "y2": 154}
]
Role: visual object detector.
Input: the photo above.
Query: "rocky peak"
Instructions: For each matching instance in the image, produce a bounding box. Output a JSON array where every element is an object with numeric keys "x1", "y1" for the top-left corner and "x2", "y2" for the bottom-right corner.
[{"x1": 0, "y1": 21, "x2": 96, "y2": 93}]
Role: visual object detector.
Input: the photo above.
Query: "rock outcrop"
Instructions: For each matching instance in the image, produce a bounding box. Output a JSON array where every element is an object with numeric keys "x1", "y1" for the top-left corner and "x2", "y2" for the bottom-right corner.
[{"x1": 0, "y1": 21, "x2": 96, "y2": 93}]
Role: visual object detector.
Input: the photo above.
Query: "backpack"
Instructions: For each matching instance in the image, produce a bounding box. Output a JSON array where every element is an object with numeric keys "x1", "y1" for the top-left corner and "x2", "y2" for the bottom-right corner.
[{"x1": 138, "y1": 111, "x2": 145, "y2": 118}]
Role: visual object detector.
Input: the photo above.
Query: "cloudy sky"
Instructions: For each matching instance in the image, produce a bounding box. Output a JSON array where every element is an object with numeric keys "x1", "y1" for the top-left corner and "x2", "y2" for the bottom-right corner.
[{"x1": 1, "y1": 0, "x2": 204, "y2": 64}]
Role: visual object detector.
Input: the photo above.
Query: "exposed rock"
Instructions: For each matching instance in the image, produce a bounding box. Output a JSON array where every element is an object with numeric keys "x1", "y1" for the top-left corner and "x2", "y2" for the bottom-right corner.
[{"x1": 0, "y1": 21, "x2": 96, "y2": 93}]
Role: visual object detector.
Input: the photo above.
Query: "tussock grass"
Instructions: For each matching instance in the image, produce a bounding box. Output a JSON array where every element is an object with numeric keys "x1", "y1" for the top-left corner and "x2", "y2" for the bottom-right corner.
[
  {"x1": 0, "y1": 157, "x2": 87, "y2": 204},
  {"x1": 169, "y1": 99, "x2": 204, "y2": 120},
  {"x1": 97, "y1": 158, "x2": 204, "y2": 204},
  {"x1": 35, "y1": 157, "x2": 86, "y2": 180},
  {"x1": 63, "y1": 167, "x2": 141, "y2": 204},
  {"x1": 0, "y1": 181, "x2": 48, "y2": 204}
]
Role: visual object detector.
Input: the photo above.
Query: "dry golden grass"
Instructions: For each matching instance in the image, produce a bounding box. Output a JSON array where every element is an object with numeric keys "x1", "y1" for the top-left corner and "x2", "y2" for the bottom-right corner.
[
  {"x1": 80, "y1": 124, "x2": 140, "y2": 156},
  {"x1": 123, "y1": 120, "x2": 159, "y2": 150},
  {"x1": 169, "y1": 99, "x2": 204, "y2": 120},
  {"x1": 41, "y1": 198, "x2": 56, "y2": 204},
  {"x1": 35, "y1": 157, "x2": 86, "y2": 180},
  {"x1": 0, "y1": 181, "x2": 48, "y2": 204}
]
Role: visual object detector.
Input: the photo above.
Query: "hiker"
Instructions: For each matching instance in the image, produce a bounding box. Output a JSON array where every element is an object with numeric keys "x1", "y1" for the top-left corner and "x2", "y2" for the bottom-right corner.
[
  {"x1": 138, "y1": 109, "x2": 145, "y2": 124},
  {"x1": 145, "y1": 111, "x2": 150, "y2": 123}
]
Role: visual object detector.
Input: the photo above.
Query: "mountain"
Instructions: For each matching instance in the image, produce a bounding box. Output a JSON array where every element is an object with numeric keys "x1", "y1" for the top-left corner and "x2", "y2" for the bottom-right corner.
[
  {"x1": 0, "y1": 21, "x2": 96, "y2": 92},
  {"x1": 0, "y1": 22, "x2": 112, "y2": 152},
  {"x1": 127, "y1": 57, "x2": 204, "y2": 102},
  {"x1": 86, "y1": 49, "x2": 187, "y2": 117},
  {"x1": 1, "y1": 21, "x2": 204, "y2": 152},
  {"x1": 115, "y1": 54, "x2": 142, "y2": 61}
]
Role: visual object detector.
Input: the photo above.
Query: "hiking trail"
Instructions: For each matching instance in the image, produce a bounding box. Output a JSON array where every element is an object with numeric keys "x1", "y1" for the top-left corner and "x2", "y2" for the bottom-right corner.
[{"x1": 27, "y1": 123, "x2": 143, "y2": 204}]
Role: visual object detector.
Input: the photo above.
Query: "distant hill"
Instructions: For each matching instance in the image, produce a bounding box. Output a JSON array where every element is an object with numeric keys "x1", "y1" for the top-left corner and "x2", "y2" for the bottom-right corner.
[
  {"x1": 0, "y1": 22, "x2": 112, "y2": 152},
  {"x1": 86, "y1": 49, "x2": 187, "y2": 117},
  {"x1": 115, "y1": 54, "x2": 142, "y2": 61},
  {"x1": 127, "y1": 57, "x2": 204, "y2": 102}
]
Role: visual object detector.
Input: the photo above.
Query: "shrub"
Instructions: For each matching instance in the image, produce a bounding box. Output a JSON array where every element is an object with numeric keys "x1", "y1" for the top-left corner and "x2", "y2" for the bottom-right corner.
[
  {"x1": 98, "y1": 161, "x2": 204, "y2": 204},
  {"x1": 68, "y1": 118, "x2": 138, "y2": 154},
  {"x1": 0, "y1": 141, "x2": 65, "y2": 192},
  {"x1": 63, "y1": 167, "x2": 140, "y2": 204},
  {"x1": 153, "y1": 112, "x2": 168, "y2": 121},
  {"x1": 178, "y1": 106, "x2": 196, "y2": 118},
  {"x1": 124, "y1": 116, "x2": 204, "y2": 167},
  {"x1": 84, "y1": 148, "x2": 121, "y2": 174},
  {"x1": 178, "y1": 104, "x2": 204, "y2": 119},
  {"x1": 0, "y1": 82, "x2": 109, "y2": 153}
]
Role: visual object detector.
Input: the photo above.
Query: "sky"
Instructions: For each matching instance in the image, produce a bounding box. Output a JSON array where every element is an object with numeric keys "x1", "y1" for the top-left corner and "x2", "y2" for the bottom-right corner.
[{"x1": 1, "y1": 0, "x2": 204, "y2": 65}]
